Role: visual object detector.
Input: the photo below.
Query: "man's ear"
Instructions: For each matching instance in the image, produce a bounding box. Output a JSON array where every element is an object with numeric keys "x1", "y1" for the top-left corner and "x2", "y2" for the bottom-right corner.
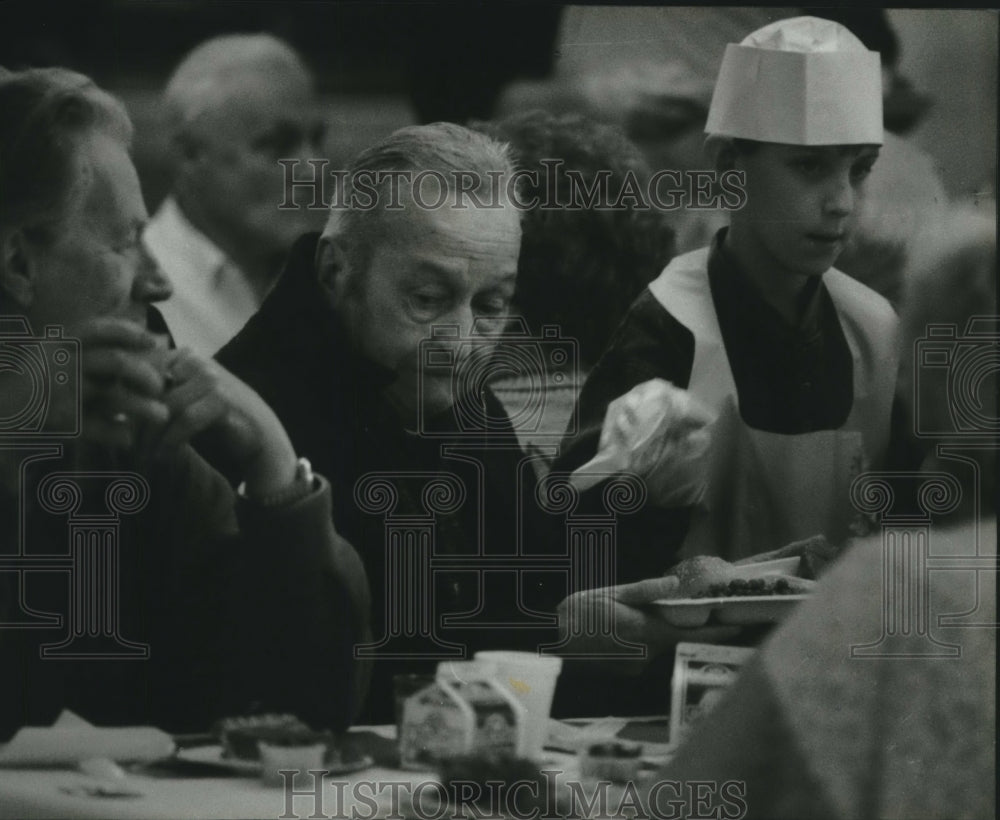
[
  {"x1": 704, "y1": 135, "x2": 739, "y2": 173},
  {"x1": 0, "y1": 230, "x2": 37, "y2": 309},
  {"x1": 314, "y1": 234, "x2": 352, "y2": 308}
]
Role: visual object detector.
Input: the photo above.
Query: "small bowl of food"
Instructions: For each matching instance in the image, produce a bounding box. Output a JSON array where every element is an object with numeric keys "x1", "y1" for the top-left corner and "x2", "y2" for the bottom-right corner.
[
  {"x1": 258, "y1": 739, "x2": 328, "y2": 787},
  {"x1": 580, "y1": 741, "x2": 644, "y2": 782}
]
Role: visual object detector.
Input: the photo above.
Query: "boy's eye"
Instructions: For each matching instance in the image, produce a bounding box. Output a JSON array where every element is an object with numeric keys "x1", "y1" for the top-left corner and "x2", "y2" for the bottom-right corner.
[
  {"x1": 113, "y1": 228, "x2": 144, "y2": 255},
  {"x1": 791, "y1": 157, "x2": 826, "y2": 176},
  {"x1": 851, "y1": 160, "x2": 877, "y2": 183}
]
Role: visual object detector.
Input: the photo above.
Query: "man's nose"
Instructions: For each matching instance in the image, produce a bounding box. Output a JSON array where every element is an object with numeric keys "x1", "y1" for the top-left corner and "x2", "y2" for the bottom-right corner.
[
  {"x1": 433, "y1": 305, "x2": 503, "y2": 368},
  {"x1": 440, "y1": 303, "x2": 478, "y2": 341},
  {"x1": 824, "y1": 173, "x2": 855, "y2": 218},
  {"x1": 133, "y1": 244, "x2": 173, "y2": 303}
]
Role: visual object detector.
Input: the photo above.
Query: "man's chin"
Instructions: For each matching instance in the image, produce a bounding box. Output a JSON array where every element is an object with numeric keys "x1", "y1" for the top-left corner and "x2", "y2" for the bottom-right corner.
[
  {"x1": 388, "y1": 373, "x2": 491, "y2": 425},
  {"x1": 384, "y1": 379, "x2": 448, "y2": 424}
]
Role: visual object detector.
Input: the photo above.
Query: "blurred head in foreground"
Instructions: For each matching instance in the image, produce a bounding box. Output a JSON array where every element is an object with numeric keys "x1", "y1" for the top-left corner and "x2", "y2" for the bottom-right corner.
[{"x1": 897, "y1": 206, "x2": 997, "y2": 517}]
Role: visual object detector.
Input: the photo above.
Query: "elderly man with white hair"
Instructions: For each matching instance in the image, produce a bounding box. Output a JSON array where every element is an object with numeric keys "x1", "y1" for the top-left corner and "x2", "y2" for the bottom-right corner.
[
  {"x1": 217, "y1": 122, "x2": 572, "y2": 724},
  {"x1": 143, "y1": 33, "x2": 327, "y2": 356}
]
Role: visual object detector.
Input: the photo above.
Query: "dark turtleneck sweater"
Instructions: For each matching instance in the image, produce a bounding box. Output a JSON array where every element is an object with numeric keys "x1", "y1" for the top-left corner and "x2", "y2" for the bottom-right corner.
[{"x1": 218, "y1": 233, "x2": 567, "y2": 723}]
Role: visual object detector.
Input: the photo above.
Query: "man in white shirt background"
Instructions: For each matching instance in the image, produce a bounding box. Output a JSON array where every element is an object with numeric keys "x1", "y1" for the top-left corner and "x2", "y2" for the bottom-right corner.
[{"x1": 143, "y1": 33, "x2": 327, "y2": 356}]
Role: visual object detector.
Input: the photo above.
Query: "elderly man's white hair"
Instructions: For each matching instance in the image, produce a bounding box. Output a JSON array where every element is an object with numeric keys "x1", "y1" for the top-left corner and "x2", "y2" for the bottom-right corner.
[
  {"x1": 323, "y1": 122, "x2": 518, "y2": 272},
  {"x1": 162, "y1": 33, "x2": 312, "y2": 132}
]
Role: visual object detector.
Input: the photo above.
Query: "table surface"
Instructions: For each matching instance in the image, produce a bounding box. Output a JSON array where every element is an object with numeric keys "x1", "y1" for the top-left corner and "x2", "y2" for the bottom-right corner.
[{"x1": 0, "y1": 725, "x2": 586, "y2": 820}]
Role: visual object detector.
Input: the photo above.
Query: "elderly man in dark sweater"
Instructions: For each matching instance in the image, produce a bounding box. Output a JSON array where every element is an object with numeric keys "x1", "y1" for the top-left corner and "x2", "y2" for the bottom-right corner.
[
  {"x1": 0, "y1": 67, "x2": 367, "y2": 737},
  {"x1": 219, "y1": 124, "x2": 570, "y2": 723}
]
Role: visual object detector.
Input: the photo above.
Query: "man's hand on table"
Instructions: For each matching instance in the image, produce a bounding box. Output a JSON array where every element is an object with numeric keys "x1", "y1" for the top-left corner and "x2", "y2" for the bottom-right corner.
[{"x1": 556, "y1": 577, "x2": 742, "y2": 673}]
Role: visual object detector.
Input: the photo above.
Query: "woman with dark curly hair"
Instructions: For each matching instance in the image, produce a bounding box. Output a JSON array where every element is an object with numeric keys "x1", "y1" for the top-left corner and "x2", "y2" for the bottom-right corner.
[
  {"x1": 472, "y1": 111, "x2": 676, "y2": 466},
  {"x1": 475, "y1": 110, "x2": 676, "y2": 371}
]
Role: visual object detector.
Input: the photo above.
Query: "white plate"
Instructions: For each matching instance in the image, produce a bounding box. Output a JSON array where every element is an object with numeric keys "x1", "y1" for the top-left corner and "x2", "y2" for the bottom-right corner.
[
  {"x1": 649, "y1": 595, "x2": 810, "y2": 628},
  {"x1": 175, "y1": 745, "x2": 374, "y2": 776}
]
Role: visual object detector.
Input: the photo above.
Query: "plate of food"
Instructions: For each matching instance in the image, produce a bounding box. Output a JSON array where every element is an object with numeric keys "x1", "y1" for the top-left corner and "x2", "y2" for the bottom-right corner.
[
  {"x1": 650, "y1": 555, "x2": 816, "y2": 627},
  {"x1": 651, "y1": 592, "x2": 812, "y2": 627},
  {"x1": 176, "y1": 742, "x2": 374, "y2": 776},
  {"x1": 728, "y1": 557, "x2": 801, "y2": 578},
  {"x1": 172, "y1": 714, "x2": 374, "y2": 776}
]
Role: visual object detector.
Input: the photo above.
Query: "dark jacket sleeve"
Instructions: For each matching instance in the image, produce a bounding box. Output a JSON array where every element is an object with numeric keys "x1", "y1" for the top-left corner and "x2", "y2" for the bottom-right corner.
[
  {"x1": 553, "y1": 289, "x2": 700, "y2": 582},
  {"x1": 556, "y1": 289, "x2": 697, "y2": 470},
  {"x1": 153, "y1": 448, "x2": 370, "y2": 731}
]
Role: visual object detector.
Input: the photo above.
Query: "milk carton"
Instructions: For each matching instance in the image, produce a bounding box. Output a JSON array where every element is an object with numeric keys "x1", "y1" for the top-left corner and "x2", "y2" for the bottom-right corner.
[
  {"x1": 399, "y1": 661, "x2": 526, "y2": 769},
  {"x1": 670, "y1": 642, "x2": 755, "y2": 745}
]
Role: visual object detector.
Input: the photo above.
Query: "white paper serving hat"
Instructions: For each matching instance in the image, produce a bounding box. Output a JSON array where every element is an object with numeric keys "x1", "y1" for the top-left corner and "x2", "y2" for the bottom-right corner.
[{"x1": 706, "y1": 16, "x2": 883, "y2": 146}]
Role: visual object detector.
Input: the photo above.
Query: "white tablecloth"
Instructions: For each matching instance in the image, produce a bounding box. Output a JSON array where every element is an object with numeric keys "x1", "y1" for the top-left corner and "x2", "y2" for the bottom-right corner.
[{"x1": 0, "y1": 726, "x2": 582, "y2": 820}]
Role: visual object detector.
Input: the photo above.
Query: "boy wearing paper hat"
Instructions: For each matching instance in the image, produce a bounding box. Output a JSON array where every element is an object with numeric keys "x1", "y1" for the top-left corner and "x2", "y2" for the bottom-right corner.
[{"x1": 557, "y1": 17, "x2": 901, "y2": 580}]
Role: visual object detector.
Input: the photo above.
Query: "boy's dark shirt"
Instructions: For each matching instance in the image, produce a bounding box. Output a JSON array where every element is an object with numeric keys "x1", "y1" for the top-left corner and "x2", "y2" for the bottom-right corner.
[
  {"x1": 218, "y1": 234, "x2": 565, "y2": 724},
  {"x1": 556, "y1": 228, "x2": 913, "y2": 582}
]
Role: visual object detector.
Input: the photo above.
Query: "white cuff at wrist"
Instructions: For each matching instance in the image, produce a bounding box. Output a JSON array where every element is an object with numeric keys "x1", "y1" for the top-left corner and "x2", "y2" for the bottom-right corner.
[{"x1": 238, "y1": 457, "x2": 316, "y2": 507}]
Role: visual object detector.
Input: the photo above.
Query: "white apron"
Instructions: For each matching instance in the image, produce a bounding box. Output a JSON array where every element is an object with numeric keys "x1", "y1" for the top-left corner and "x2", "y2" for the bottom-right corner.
[{"x1": 649, "y1": 248, "x2": 899, "y2": 560}]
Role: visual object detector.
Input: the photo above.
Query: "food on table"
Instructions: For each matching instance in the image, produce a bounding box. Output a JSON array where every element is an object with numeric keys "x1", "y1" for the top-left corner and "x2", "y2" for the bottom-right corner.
[
  {"x1": 214, "y1": 714, "x2": 324, "y2": 761},
  {"x1": 398, "y1": 662, "x2": 525, "y2": 770},
  {"x1": 258, "y1": 740, "x2": 327, "y2": 786},
  {"x1": 213, "y1": 713, "x2": 307, "y2": 738},
  {"x1": 580, "y1": 740, "x2": 644, "y2": 782},
  {"x1": 224, "y1": 726, "x2": 334, "y2": 762}
]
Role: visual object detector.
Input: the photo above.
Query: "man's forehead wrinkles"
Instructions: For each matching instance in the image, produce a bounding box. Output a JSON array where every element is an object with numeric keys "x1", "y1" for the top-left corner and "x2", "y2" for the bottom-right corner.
[
  {"x1": 409, "y1": 258, "x2": 462, "y2": 280},
  {"x1": 391, "y1": 221, "x2": 519, "y2": 250},
  {"x1": 408, "y1": 254, "x2": 516, "y2": 281}
]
